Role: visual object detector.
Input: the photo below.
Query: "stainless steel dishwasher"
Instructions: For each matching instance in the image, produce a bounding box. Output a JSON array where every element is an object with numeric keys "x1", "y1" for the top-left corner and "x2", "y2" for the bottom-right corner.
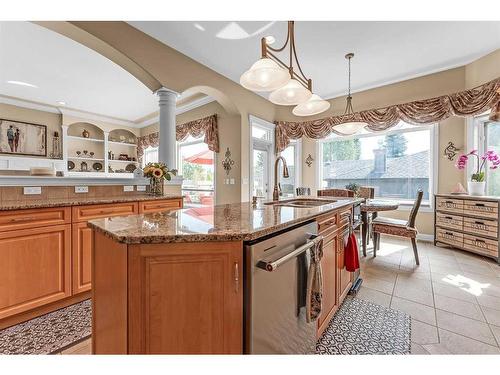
[{"x1": 244, "y1": 221, "x2": 321, "y2": 354}]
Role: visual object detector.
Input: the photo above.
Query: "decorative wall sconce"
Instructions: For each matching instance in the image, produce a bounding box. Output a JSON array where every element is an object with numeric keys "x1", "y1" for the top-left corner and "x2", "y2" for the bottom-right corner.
[
  {"x1": 444, "y1": 142, "x2": 460, "y2": 161},
  {"x1": 305, "y1": 154, "x2": 314, "y2": 167},
  {"x1": 222, "y1": 147, "x2": 235, "y2": 175}
]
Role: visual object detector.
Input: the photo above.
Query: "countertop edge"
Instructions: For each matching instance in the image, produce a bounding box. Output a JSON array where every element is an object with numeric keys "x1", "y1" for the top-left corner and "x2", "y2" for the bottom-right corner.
[{"x1": 88, "y1": 199, "x2": 357, "y2": 244}]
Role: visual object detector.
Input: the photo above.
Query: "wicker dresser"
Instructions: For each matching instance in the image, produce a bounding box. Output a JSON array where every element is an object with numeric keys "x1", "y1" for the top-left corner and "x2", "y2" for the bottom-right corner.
[{"x1": 434, "y1": 194, "x2": 499, "y2": 263}]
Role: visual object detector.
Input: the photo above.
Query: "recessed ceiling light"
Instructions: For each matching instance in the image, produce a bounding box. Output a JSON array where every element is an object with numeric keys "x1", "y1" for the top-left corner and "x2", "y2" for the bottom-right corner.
[
  {"x1": 264, "y1": 35, "x2": 276, "y2": 45},
  {"x1": 194, "y1": 23, "x2": 205, "y2": 31},
  {"x1": 57, "y1": 101, "x2": 66, "y2": 106},
  {"x1": 7, "y1": 80, "x2": 38, "y2": 88}
]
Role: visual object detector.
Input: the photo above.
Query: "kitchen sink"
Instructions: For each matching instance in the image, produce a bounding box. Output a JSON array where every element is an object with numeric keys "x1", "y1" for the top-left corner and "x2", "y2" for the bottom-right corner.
[{"x1": 264, "y1": 198, "x2": 337, "y2": 208}]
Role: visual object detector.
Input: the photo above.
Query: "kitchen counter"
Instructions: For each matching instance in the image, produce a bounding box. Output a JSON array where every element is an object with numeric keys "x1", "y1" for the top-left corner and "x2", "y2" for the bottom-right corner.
[
  {"x1": 88, "y1": 197, "x2": 361, "y2": 244},
  {"x1": 0, "y1": 193, "x2": 184, "y2": 211}
]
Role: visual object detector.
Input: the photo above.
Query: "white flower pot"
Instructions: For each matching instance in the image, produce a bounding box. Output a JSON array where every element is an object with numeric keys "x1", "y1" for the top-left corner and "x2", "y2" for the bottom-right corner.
[{"x1": 468, "y1": 181, "x2": 486, "y2": 196}]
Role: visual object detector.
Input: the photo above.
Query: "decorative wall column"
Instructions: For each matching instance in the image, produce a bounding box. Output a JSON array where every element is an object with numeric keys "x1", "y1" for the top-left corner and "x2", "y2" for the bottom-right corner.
[{"x1": 157, "y1": 87, "x2": 178, "y2": 169}]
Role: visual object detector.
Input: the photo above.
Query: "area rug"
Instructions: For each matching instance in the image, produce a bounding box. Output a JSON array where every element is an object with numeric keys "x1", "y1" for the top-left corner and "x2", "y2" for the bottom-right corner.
[
  {"x1": 316, "y1": 296, "x2": 411, "y2": 355},
  {"x1": 0, "y1": 299, "x2": 91, "y2": 355}
]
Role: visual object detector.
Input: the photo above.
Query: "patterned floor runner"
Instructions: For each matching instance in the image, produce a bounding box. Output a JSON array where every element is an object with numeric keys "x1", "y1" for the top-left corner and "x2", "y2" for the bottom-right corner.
[
  {"x1": 316, "y1": 296, "x2": 411, "y2": 355},
  {"x1": 0, "y1": 299, "x2": 91, "y2": 355}
]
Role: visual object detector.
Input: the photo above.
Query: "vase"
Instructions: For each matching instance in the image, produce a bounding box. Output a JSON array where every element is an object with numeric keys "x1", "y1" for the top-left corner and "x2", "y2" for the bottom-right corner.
[
  {"x1": 149, "y1": 177, "x2": 164, "y2": 196},
  {"x1": 468, "y1": 181, "x2": 486, "y2": 196}
]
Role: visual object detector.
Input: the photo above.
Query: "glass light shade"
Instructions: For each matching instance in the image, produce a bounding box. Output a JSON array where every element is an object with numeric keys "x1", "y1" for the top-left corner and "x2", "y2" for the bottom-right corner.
[
  {"x1": 240, "y1": 58, "x2": 290, "y2": 92},
  {"x1": 292, "y1": 94, "x2": 331, "y2": 116},
  {"x1": 269, "y1": 79, "x2": 313, "y2": 106},
  {"x1": 334, "y1": 121, "x2": 366, "y2": 136}
]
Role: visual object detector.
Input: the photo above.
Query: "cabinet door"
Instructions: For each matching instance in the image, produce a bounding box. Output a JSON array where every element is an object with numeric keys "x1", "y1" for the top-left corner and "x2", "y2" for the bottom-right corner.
[
  {"x1": 337, "y1": 235, "x2": 353, "y2": 305},
  {"x1": 128, "y1": 241, "x2": 243, "y2": 354},
  {"x1": 0, "y1": 224, "x2": 71, "y2": 319},
  {"x1": 317, "y1": 233, "x2": 338, "y2": 337},
  {"x1": 72, "y1": 222, "x2": 92, "y2": 294}
]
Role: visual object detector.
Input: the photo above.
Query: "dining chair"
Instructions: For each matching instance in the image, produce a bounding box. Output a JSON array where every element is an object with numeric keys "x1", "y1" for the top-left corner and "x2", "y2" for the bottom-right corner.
[
  {"x1": 372, "y1": 190, "x2": 424, "y2": 265},
  {"x1": 317, "y1": 188, "x2": 355, "y2": 197},
  {"x1": 358, "y1": 186, "x2": 375, "y2": 245}
]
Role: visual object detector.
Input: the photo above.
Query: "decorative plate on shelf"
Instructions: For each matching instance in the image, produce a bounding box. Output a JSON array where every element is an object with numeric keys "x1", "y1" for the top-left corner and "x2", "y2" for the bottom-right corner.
[
  {"x1": 125, "y1": 163, "x2": 137, "y2": 173},
  {"x1": 68, "y1": 160, "x2": 75, "y2": 170},
  {"x1": 92, "y1": 162, "x2": 103, "y2": 171}
]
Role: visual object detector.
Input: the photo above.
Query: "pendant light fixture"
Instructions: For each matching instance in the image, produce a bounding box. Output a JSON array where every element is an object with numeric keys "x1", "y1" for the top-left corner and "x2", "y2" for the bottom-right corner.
[
  {"x1": 334, "y1": 53, "x2": 368, "y2": 136},
  {"x1": 293, "y1": 93, "x2": 331, "y2": 116},
  {"x1": 240, "y1": 21, "x2": 328, "y2": 114}
]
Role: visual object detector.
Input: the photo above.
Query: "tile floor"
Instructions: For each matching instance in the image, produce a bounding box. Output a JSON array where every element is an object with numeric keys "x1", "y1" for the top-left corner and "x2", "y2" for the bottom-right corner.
[
  {"x1": 357, "y1": 236, "x2": 500, "y2": 354},
  {"x1": 61, "y1": 236, "x2": 500, "y2": 355}
]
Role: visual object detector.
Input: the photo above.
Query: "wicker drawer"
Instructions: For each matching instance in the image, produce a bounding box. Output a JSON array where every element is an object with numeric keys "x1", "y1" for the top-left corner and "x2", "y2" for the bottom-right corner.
[
  {"x1": 436, "y1": 197, "x2": 464, "y2": 214},
  {"x1": 463, "y1": 200, "x2": 498, "y2": 219},
  {"x1": 463, "y1": 217, "x2": 498, "y2": 239},
  {"x1": 72, "y1": 202, "x2": 138, "y2": 222},
  {"x1": 436, "y1": 212, "x2": 463, "y2": 231},
  {"x1": 463, "y1": 234, "x2": 498, "y2": 257},
  {"x1": 0, "y1": 207, "x2": 71, "y2": 232},
  {"x1": 436, "y1": 228, "x2": 463, "y2": 247}
]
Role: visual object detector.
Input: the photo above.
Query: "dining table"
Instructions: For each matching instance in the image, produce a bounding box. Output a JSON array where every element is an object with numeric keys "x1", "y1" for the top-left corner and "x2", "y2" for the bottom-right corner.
[{"x1": 360, "y1": 199, "x2": 399, "y2": 256}]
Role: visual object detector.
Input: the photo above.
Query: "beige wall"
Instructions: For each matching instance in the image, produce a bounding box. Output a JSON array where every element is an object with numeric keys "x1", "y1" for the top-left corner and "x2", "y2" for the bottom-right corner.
[
  {"x1": 465, "y1": 49, "x2": 500, "y2": 88},
  {"x1": 141, "y1": 101, "x2": 242, "y2": 205}
]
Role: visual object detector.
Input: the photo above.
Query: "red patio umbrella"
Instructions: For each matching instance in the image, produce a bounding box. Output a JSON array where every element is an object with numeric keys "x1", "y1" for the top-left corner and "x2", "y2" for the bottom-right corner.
[{"x1": 183, "y1": 149, "x2": 214, "y2": 165}]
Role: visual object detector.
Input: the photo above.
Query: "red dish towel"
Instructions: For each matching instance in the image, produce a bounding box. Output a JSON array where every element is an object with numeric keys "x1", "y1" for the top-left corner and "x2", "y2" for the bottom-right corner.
[{"x1": 344, "y1": 233, "x2": 360, "y2": 272}]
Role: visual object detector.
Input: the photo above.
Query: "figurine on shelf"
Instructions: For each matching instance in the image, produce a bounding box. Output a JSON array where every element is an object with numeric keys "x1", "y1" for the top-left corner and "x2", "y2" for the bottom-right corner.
[
  {"x1": 82, "y1": 129, "x2": 90, "y2": 138},
  {"x1": 76, "y1": 151, "x2": 81, "y2": 157},
  {"x1": 89, "y1": 151, "x2": 95, "y2": 158},
  {"x1": 83, "y1": 150, "x2": 88, "y2": 157}
]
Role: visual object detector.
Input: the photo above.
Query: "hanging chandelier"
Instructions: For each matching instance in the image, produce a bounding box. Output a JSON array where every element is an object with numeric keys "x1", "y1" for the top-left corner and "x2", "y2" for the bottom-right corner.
[
  {"x1": 334, "y1": 53, "x2": 368, "y2": 135},
  {"x1": 240, "y1": 21, "x2": 330, "y2": 115}
]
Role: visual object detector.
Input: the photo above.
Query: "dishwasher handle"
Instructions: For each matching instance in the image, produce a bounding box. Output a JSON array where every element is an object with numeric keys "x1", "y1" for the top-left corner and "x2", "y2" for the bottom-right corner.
[{"x1": 256, "y1": 235, "x2": 323, "y2": 272}]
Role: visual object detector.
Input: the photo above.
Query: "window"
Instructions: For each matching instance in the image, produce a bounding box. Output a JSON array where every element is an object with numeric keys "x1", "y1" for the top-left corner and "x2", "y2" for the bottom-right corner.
[
  {"x1": 278, "y1": 140, "x2": 301, "y2": 198},
  {"x1": 177, "y1": 135, "x2": 215, "y2": 207},
  {"x1": 319, "y1": 122, "x2": 435, "y2": 205},
  {"x1": 471, "y1": 116, "x2": 500, "y2": 196},
  {"x1": 250, "y1": 116, "x2": 274, "y2": 200},
  {"x1": 142, "y1": 146, "x2": 158, "y2": 167}
]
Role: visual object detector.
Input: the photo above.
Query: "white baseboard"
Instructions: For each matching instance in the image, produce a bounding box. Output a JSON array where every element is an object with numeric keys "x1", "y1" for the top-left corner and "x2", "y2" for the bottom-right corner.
[{"x1": 417, "y1": 234, "x2": 434, "y2": 242}]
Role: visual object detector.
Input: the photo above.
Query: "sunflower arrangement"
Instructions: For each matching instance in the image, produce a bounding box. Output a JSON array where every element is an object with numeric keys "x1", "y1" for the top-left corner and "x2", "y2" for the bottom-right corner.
[{"x1": 143, "y1": 162, "x2": 177, "y2": 181}]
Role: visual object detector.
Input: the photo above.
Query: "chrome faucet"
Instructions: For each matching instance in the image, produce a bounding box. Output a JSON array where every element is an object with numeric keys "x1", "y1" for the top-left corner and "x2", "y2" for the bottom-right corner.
[{"x1": 273, "y1": 156, "x2": 289, "y2": 201}]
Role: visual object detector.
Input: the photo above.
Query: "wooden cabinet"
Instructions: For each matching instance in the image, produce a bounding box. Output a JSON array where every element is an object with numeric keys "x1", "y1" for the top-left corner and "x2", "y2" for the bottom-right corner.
[
  {"x1": 92, "y1": 232, "x2": 243, "y2": 354},
  {"x1": 72, "y1": 222, "x2": 93, "y2": 294},
  {"x1": 138, "y1": 198, "x2": 183, "y2": 214},
  {"x1": 317, "y1": 231, "x2": 338, "y2": 337},
  {"x1": 0, "y1": 224, "x2": 71, "y2": 319},
  {"x1": 0, "y1": 207, "x2": 70, "y2": 232},
  {"x1": 72, "y1": 202, "x2": 138, "y2": 222},
  {"x1": 337, "y1": 226, "x2": 353, "y2": 304}
]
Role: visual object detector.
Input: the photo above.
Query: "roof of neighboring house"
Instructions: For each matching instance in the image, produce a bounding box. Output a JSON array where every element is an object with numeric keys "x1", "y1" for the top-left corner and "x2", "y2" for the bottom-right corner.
[{"x1": 323, "y1": 150, "x2": 429, "y2": 180}]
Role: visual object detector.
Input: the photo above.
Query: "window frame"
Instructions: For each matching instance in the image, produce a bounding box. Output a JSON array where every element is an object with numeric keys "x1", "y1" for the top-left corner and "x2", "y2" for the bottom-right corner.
[
  {"x1": 316, "y1": 123, "x2": 438, "y2": 210},
  {"x1": 249, "y1": 115, "x2": 275, "y2": 200}
]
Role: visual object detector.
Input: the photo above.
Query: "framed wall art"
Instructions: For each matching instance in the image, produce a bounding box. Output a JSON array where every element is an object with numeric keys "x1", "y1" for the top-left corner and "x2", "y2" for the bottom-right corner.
[{"x1": 0, "y1": 119, "x2": 47, "y2": 157}]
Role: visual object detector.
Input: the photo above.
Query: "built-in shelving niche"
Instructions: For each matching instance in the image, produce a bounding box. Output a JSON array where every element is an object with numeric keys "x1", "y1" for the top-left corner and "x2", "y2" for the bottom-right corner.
[{"x1": 107, "y1": 129, "x2": 138, "y2": 175}]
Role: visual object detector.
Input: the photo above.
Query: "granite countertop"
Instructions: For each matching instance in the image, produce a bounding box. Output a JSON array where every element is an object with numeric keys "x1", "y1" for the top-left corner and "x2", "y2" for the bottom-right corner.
[
  {"x1": 88, "y1": 197, "x2": 360, "y2": 244},
  {"x1": 0, "y1": 194, "x2": 184, "y2": 211}
]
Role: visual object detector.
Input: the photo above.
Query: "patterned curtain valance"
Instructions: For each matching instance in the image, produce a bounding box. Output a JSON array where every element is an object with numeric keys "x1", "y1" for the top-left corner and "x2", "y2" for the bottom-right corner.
[
  {"x1": 137, "y1": 114, "x2": 219, "y2": 165},
  {"x1": 275, "y1": 77, "x2": 500, "y2": 152}
]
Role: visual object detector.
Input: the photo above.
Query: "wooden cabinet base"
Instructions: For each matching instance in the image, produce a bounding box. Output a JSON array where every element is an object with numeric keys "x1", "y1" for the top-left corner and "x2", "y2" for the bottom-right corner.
[{"x1": 92, "y1": 231, "x2": 243, "y2": 354}]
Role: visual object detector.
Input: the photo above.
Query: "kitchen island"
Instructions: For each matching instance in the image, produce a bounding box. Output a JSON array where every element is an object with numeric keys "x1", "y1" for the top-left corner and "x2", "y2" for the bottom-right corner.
[{"x1": 88, "y1": 198, "x2": 359, "y2": 354}]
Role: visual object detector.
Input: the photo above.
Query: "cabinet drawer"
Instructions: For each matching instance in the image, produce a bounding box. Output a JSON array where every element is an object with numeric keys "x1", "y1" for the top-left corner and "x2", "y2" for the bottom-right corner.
[
  {"x1": 72, "y1": 202, "x2": 138, "y2": 222},
  {"x1": 463, "y1": 200, "x2": 498, "y2": 219},
  {"x1": 436, "y1": 197, "x2": 464, "y2": 214},
  {"x1": 463, "y1": 234, "x2": 498, "y2": 257},
  {"x1": 138, "y1": 199, "x2": 183, "y2": 214},
  {"x1": 436, "y1": 228, "x2": 463, "y2": 247},
  {"x1": 339, "y1": 207, "x2": 352, "y2": 227},
  {"x1": 463, "y1": 217, "x2": 498, "y2": 239},
  {"x1": 317, "y1": 212, "x2": 337, "y2": 234},
  {"x1": 436, "y1": 212, "x2": 463, "y2": 231},
  {"x1": 0, "y1": 207, "x2": 71, "y2": 232}
]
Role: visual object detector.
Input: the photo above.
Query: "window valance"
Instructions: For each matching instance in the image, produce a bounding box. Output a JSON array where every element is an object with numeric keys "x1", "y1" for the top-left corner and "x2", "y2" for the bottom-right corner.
[
  {"x1": 137, "y1": 114, "x2": 219, "y2": 165},
  {"x1": 275, "y1": 77, "x2": 500, "y2": 153}
]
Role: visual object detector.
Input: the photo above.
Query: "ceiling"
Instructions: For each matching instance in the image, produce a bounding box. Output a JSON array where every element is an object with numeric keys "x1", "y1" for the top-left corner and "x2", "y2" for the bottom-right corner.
[
  {"x1": 129, "y1": 21, "x2": 500, "y2": 99},
  {"x1": 0, "y1": 21, "x2": 157, "y2": 122}
]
